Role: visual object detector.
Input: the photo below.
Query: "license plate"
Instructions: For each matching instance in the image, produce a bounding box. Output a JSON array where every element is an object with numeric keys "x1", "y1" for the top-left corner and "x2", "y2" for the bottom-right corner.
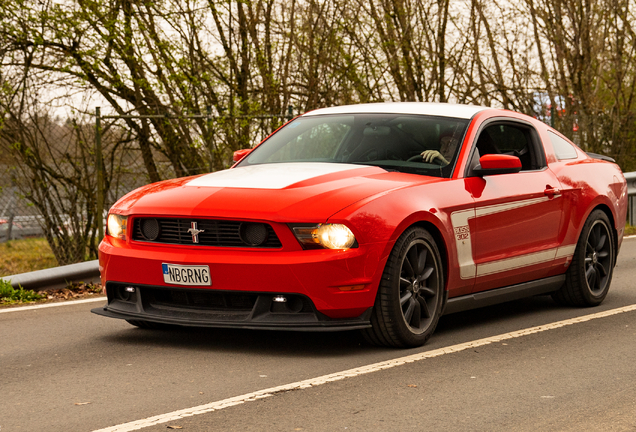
[{"x1": 162, "y1": 263, "x2": 211, "y2": 286}]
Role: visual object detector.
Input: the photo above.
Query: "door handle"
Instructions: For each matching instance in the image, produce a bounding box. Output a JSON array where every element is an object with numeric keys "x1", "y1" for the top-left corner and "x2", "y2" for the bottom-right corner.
[{"x1": 544, "y1": 186, "x2": 561, "y2": 197}]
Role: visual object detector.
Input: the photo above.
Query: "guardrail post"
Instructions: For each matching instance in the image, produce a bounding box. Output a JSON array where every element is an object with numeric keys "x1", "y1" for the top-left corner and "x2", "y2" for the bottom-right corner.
[
  {"x1": 6, "y1": 194, "x2": 14, "y2": 242},
  {"x1": 96, "y1": 107, "x2": 104, "y2": 240},
  {"x1": 5, "y1": 170, "x2": 17, "y2": 242},
  {"x1": 624, "y1": 172, "x2": 636, "y2": 227}
]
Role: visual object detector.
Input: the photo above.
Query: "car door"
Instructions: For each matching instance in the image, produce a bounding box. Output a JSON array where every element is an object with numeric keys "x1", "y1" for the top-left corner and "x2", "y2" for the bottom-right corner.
[{"x1": 464, "y1": 120, "x2": 565, "y2": 292}]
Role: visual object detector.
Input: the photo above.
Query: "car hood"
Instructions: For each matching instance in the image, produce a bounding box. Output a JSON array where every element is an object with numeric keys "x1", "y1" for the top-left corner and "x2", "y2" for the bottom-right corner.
[{"x1": 110, "y1": 163, "x2": 442, "y2": 222}]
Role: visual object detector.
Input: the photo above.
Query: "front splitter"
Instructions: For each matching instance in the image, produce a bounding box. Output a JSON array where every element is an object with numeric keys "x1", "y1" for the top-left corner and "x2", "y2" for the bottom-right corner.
[{"x1": 91, "y1": 305, "x2": 372, "y2": 332}]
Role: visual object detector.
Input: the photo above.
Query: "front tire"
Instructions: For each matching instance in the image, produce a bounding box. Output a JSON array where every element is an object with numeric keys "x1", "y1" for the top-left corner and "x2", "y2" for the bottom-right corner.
[
  {"x1": 362, "y1": 227, "x2": 444, "y2": 348},
  {"x1": 553, "y1": 210, "x2": 615, "y2": 307}
]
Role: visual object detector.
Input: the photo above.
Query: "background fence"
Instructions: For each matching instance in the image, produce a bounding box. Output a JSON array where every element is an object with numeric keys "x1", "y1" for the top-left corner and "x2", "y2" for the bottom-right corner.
[
  {"x1": 0, "y1": 168, "x2": 44, "y2": 242},
  {"x1": 0, "y1": 108, "x2": 294, "y2": 265}
]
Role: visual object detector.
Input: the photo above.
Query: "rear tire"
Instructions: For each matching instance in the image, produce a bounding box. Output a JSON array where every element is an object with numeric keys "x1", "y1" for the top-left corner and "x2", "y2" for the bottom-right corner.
[
  {"x1": 362, "y1": 227, "x2": 444, "y2": 348},
  {"x1": 552, "y1": 210, "x2": 615, "y2": 307}
]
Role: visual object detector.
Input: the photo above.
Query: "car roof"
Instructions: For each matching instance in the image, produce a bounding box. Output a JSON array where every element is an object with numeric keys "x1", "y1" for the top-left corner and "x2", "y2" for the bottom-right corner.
[{"x1": 302, "y1": 102, "x2": 491, "y2": 120}]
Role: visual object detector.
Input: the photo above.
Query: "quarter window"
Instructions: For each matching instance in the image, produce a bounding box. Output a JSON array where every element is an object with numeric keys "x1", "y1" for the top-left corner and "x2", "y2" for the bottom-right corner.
[{"x1": 548, "y1": 131, "x2": 578, "y2": 160}]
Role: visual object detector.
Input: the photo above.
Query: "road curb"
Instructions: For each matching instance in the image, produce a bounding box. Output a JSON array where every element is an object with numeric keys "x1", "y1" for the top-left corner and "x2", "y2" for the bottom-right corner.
[{"x1": 0, "y1": 260, "x2": 100, "y2": 291}]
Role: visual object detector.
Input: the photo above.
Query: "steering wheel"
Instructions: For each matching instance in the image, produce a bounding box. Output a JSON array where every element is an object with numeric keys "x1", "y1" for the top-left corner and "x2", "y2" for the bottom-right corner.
[{"x1": 354, "y1": 148, "x2": 402, "y2": 162}]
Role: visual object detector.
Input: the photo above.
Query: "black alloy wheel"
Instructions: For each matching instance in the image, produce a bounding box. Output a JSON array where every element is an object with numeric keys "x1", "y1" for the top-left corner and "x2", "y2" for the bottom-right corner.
[
  {"x1": 584, "y1": 219, "x2": 613, "y2": 295},
  {"x1": 363, "y1": 227, "x2": 444, "y2": 348},
  {"x1": 398, "y1": 239, "x2": 439, "y2": 332},
  {"x1": 553, "y1": 210, "x2": 615, "y2": 307}
]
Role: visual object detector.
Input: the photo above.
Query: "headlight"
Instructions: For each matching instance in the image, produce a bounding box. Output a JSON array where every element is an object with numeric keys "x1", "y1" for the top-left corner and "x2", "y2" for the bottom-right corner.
[
  {"x1": 291, "y1": 223, "x2": 356, "y2": 250},
  {"x1": 107, "y1": 214, "x2": 128, "y2": 240}
]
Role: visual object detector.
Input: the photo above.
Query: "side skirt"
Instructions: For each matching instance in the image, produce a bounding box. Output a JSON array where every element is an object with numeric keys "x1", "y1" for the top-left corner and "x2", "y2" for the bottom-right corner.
[{"x1": 443, "y1": 275, "x2": 566, "y2": 315}]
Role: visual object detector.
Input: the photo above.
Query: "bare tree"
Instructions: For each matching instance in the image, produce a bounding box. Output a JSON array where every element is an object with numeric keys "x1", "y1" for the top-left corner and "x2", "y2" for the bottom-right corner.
[{"x1": 526, "y1": 0, "x2": 636, "y2": 169}]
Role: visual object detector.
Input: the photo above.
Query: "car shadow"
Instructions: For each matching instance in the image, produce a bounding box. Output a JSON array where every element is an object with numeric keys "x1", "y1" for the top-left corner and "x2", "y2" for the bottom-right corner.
[
  {"x1": 436, "y1": 294, "x2": 561, "y2": 336},
  {"x1": 97, "y1": 294, "x2": 585, "y2": 357},
  {"x1": 98, "y1": 324, "x2": 391, "y2": 358}
]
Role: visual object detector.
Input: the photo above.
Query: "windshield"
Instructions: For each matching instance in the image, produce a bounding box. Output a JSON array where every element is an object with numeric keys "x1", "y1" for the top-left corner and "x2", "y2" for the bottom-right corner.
[{"x1": 236, "y1": 114, "x2": 469, "y2": 178}]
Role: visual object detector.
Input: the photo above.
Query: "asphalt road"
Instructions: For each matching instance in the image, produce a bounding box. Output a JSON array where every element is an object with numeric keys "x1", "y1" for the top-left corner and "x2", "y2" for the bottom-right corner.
[{"x1": 2, "y1": 238, "x2": 636, "y2": 432}]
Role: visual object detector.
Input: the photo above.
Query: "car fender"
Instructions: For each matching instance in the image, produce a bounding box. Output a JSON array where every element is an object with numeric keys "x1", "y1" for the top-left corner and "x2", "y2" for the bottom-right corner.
[
  {"x1": 549, "y1": 159, "x2": 627, "y2": 253},
  {"x1": 328, "y1": 180, "x2": 475, "y2": 297}
]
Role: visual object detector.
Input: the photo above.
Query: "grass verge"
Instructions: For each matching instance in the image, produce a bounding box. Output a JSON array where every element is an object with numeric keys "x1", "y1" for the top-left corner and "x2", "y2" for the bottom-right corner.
[
  {"x1": 0, "y1": 279, "x2": 44, "y2": 304},
  {"x1": 0, "y1": 237, "x2": 57, "y2": 277}
]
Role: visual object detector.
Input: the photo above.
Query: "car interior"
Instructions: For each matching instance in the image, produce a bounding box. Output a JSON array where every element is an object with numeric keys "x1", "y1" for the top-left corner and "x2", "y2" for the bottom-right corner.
[{"x1": 468, "y1": 122, "x2": 546, "y2": 176}]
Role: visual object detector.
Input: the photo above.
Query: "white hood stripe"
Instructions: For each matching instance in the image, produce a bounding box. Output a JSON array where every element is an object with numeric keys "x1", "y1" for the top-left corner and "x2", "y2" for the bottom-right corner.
[{"x1": 186, "y1": 163, "x2": 370, "y2": 190}]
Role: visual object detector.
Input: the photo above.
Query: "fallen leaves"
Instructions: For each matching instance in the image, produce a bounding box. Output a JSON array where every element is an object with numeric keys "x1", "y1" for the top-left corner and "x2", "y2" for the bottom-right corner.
[{"x1": 38, "y1": 282, "x2": 102, "y2": 301}]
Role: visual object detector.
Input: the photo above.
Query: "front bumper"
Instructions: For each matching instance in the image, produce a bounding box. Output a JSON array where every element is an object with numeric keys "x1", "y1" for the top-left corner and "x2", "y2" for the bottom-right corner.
[
  {"x1": 92, "y1": 282, "x2": 372, "y2": 331},
  {"x1": 98, "y1": 235, "x2": 387, "y2": 320}
]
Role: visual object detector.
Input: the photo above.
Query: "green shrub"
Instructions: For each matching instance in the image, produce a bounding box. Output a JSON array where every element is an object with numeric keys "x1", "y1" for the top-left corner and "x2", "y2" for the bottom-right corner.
[{"x1": 0, "y1": 279, "x2": 44, "y2": 304}]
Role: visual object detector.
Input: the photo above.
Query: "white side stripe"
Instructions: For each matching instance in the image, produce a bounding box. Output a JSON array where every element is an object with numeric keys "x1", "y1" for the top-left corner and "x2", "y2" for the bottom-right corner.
[
  {"x1": 555, "y1": 244, "x2": 577, "y2": 259},
  {"x1": 477, "y1": 249, "x2": 557, "y2": 277},
  {"x1": 476, "y1": 245, "x2": 577, "y2": 277},
  {"x1": 451, "y1": 196, "x2": 571, "y2": 279},
  {"x1": 475, "y1": 196, "x2": 550, "y2": 217},
  {"x1": 450, "y1": 209, "x2": 477, "y2": 279}
]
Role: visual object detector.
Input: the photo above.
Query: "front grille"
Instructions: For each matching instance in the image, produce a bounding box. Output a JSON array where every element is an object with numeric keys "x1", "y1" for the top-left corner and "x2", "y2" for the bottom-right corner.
[{"x1": 132, "y1": 217, "x2": 282, "y2": 248}]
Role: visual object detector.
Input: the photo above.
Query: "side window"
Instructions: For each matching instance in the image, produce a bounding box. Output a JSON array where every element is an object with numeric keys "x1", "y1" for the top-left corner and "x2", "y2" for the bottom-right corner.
[
  {"x1": 473, "y1": 123, "x2": 545, "y2": 171},
  {"x1": 548, "y1": 131, "x2": 578, "y2": 160}
]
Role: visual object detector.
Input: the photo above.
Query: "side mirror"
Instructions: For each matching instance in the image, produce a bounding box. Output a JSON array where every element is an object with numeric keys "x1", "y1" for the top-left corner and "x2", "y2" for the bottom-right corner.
[
  {"x1": 473, "y1": 154, "x2": 522, "y2": 176},
  {"x1": 233, "y1": 148, "x2": 253, "y2": 163}
]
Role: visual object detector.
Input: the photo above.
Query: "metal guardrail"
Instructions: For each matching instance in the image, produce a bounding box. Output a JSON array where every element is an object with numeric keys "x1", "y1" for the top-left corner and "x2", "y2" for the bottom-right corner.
[
  {"x1": 625, "y1": 172, "x2": 636, "y2": 226},
  {"x1": 0, "y1": 260, "x2": 100, "y2": 291}
]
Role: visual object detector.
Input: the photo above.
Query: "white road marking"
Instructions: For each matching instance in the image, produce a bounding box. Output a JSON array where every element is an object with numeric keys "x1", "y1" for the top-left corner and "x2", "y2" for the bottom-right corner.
[
  {"x1": 93, "y1": 303, "x2": 636, "y2": 432},
  {"x1": 0, "y1": 296, "x2": 105, "y2": 314}
]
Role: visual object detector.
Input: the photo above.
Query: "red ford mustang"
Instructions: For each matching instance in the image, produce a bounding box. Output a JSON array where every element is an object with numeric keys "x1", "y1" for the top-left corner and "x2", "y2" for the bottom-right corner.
[{"x1": 93, "y1": 103, "x2": 627, "y2": 347}]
